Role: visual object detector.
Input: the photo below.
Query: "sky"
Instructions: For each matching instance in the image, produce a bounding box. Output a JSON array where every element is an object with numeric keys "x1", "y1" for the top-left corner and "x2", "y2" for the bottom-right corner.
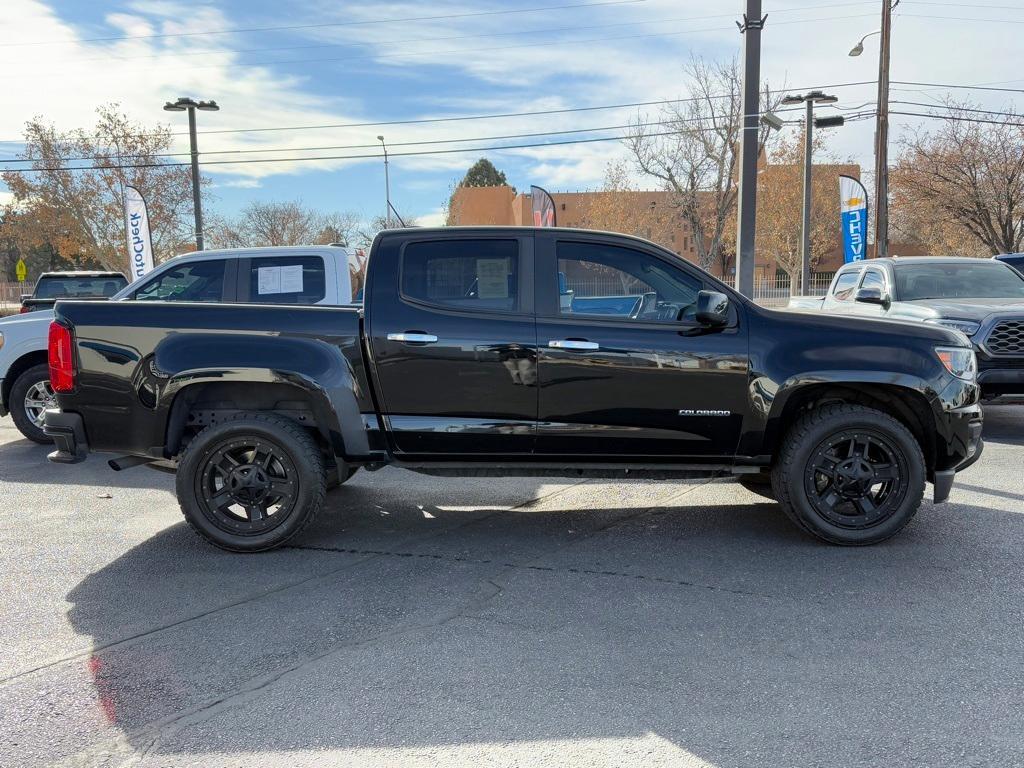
[{"x1": 1, "y1": 0, "x2": 1023, "y2": 230}]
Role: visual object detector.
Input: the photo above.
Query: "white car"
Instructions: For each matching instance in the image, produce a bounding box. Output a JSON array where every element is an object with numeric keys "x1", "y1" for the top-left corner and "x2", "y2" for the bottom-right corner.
[{"x1": 0, "y1": 245, "x2": 354, "y2": 442}]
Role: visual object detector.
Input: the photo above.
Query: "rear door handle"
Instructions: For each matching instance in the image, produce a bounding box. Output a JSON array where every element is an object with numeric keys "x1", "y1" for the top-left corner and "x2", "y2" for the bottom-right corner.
[
  {"x1": 387, "y1": 332, "x2": 438, "y2": 344},
  {"x1": 548, "y1": 339, "x2": 600, "y2": 351}
]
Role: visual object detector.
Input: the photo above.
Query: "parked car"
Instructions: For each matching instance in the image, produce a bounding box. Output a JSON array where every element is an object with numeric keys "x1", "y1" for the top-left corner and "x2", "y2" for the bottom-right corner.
[
  {"x1": 20, "y1": 271, "x2": 128, "y2": 313},
  {"x1": 787, "y1": 257, "x2": 1024, "y2": 400},
  {"x1": 45, "y1": 227, "x2": 982, "y2": 551},
  {"x1": 0, "y1": 245, "x2": 352, "y2": 443},
  {"x1": 995, "y1": 253, "x2": 1024, "y2": 277}
]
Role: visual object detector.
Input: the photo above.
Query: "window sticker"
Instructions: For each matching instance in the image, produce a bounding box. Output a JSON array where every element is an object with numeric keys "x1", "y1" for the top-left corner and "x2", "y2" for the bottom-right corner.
[{"x1": 476, "y1": 258, "x2": 510, "y2": 299}]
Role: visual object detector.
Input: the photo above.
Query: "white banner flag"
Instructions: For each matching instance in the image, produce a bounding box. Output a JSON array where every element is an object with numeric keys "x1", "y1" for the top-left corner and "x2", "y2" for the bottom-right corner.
[{"x1": 124, "y1": 185, "x2": 155, "y2": 280}]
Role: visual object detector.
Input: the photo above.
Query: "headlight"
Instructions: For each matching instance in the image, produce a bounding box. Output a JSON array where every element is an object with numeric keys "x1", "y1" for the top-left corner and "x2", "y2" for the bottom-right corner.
[
  {"x1": 935, "y1": 346, "x2": 977, "y2": 381},
  {"x1": 925, "y1": 318, "x2": 981, "y2": 336}
]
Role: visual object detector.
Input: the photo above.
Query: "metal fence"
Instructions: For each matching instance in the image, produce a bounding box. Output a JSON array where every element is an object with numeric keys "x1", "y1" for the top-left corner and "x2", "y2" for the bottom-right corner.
[
  {"x1": 722, "y1": 274, "x2": 834, "y2": 307},
  {"x1": 0, "y1": 282, "x2": 27, "y2": 314}
]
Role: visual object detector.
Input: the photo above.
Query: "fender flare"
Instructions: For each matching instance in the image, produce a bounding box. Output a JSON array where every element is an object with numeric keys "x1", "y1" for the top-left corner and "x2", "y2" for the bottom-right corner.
[{"x1": 153, "y1": 333, "x2": 368, "y2": 458}]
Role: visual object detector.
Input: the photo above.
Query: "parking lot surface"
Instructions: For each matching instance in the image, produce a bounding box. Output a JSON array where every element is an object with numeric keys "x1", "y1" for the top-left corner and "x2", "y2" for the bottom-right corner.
[{"x1": 1, "y1": 406, "x2": 1022, "y2": 768}]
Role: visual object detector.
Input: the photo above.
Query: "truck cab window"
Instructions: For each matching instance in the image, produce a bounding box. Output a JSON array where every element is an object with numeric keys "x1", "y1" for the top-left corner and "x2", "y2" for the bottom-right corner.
[
  {"x1": 401, "y1": 239, "x2": 519, "y2": 312},
  {"x1": 860, "y1": 269, "x2": 886, "y2": 292},
  {"x1": 134, "y1": 260, "x2": 226, "y2": 302},
  {"x1": 557, "y1": 241, "x2": 701, "y2": 322},
  {"x1": 832, "y1": 271, "x2": 860, "y2": 301},
  {"x1": 248, "y1": 255, "x2": 326, "y2": 304}
]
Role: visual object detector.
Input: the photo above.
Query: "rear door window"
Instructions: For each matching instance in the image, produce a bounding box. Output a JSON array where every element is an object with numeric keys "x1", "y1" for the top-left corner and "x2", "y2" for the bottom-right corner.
[
  {"x1": 248, "y1": 255, "x2": 326, "y2": 304},
  {"x1": 401, "y1": 239, "x2": 519, "y2": 313}
]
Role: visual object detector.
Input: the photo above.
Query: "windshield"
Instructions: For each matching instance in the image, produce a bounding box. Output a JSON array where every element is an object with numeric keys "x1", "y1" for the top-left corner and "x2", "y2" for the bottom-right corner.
[
  {"x1": 33, "y1": 276, "x2": 128, "y2": 299},
  {"x1": 894, "y1": 262, "x2": 1024, "y2": 301}
]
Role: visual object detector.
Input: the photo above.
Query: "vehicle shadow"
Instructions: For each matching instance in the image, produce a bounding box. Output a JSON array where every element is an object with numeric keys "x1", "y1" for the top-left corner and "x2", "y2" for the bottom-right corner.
[{"x1": 55, "y1": 490, "x2": 1024, "y2": 767}]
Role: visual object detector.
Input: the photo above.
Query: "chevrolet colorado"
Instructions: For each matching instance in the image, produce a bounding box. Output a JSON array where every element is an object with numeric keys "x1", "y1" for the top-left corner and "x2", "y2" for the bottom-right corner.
[{"x1": 45, "y1": 227, "x2": 983, "y2": 551}]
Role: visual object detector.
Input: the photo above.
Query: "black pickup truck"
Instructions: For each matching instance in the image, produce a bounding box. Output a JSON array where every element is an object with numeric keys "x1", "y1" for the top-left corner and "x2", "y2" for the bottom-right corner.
[{"x1": 44, "y1": 227, "x2": 983, "y2": 551}]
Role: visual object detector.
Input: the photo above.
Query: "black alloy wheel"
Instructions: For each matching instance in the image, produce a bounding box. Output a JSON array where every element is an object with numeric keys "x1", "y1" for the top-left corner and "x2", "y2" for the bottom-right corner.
[
  {"x1": 804, "y1": 429, "x2": 910, "y2": 530},
  {"x1": 772, "y1": 403, "x2": 926, "y2": 546},
  {"x1": 196, "y1": 439, "x2": 299, "y2": 535},
  {"x1": 176, "y1": 413, "x2": 326, "y2": 552}
]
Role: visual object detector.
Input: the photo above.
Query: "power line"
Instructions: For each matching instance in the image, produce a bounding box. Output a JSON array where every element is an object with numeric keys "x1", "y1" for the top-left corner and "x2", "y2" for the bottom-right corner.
[
  {"x1": 0, "y1": 109, "x2": 888, "y2": 175},
  {"x1": 2, "y1": 104, "x2": 829, "y2": 166},
  {"x1": 0, "y1": 0, "x2": 647, "y2": 48},
  {"x1": 892, "y1": 100, "x2": 1023, "y2": 117},
  {"x1": 893, "y1": 79, "x2": 1024, "y2": 94},
  {"x1": 900, "y1": 12, "x2": 1024, "y2": 24},
  {"x1": 0, "y1": 81, "x2": 877, "y2": 145},
  {"x1": 891, "y1": 110, "x2": 1024, "y2": 127}
]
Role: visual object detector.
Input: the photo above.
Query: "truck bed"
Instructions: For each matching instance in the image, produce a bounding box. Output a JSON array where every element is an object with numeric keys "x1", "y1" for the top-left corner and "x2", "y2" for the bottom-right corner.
[{"x1": 53, "y1": 299, "x2": 369, "y2": 456}]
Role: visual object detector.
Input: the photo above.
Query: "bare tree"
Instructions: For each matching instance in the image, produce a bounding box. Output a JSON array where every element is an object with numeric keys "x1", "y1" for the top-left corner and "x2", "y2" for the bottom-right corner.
[
  {"x1": 1, "y1": 104, "x2": 196, "y2": 270},
  {"x1": 893, "y1": 102, "x2": 1024, "y2": 255},
  {"x1": 208, "y1": 201, "x2": 361, "y2": 249},
  {"x1": 628, "y1": 57, "x2": 779, "y2": 271}
]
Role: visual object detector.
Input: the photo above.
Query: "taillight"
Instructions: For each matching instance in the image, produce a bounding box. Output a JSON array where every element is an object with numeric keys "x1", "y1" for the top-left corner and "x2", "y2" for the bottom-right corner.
[
  {"x1": 48, "y1": 321, "x2": 75, "y2": 392},
  {"x1": 19, "y1": 306, "x2": 30, "y2": 314}
]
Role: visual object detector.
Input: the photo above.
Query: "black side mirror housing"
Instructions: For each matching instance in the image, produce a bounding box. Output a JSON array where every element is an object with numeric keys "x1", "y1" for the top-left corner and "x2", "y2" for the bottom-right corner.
[
  {"x1": 854, "y1": 287, "x2": 889, "y2": 306},
  {"x1": 695, "y1": 290, "x2": 730, "y2": 327}
]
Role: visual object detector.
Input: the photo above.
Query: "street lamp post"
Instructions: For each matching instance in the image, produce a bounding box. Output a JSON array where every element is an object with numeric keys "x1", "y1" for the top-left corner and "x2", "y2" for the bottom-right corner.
[
  {"x1": 782, "y1": 91, "x2": 839, "y2": 295},
  {"x1": 163, "y1": 97, "x2": 219, "y2": 251},
  {"x1": 850, "y1": 0, "x2": 898, "y2": 257},
  {"x1": 377, "y1": 135, "x2": 392, "y2": 229}
]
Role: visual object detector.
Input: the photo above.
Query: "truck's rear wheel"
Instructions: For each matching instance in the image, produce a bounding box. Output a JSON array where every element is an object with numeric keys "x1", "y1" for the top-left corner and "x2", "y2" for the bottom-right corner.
[
  {"x1": 772, "y1": 404, "x2": 925, "y2": 545},
  {"x1": 176, "y1": 413, "x2": 326, "y2": 552},
  {"x1": 9, "y1": 363, "x2": 55, "y2": 444}
]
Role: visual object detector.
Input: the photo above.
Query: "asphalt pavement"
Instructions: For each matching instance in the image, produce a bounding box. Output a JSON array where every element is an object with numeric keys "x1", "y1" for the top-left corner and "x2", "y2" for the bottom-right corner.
[{"x1": 1, "y1": 406, "x2": 1022, "y2": 768}]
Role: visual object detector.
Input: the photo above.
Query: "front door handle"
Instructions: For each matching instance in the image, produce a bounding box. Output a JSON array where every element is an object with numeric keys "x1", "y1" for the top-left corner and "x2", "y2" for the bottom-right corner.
[
  {"x1": 388, "y1": 332, "x2": 439, "y2": 344},
  {"x1": 548, "y1": 339, "x2": 599, "y2": 351}
]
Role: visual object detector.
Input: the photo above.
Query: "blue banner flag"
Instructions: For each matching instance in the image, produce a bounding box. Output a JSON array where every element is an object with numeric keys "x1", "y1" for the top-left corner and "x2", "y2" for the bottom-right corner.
[{"x1": 840, "y1": 175, "x2": 868, "y2": 263}]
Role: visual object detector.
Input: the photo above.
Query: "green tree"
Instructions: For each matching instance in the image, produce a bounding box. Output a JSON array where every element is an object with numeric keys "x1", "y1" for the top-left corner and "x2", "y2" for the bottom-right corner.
[{"x1": 459, "y1": 158, "x2": 511, "y2": 188}]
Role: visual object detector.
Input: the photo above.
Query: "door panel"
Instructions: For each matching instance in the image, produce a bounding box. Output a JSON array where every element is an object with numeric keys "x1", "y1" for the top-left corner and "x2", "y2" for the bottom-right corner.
[
  {"x1": 535, "y1": 235, "x2": 748, "y2": 458},
  {"x1": 367, "y1": 235, "x2": 537, "y2": 456}
]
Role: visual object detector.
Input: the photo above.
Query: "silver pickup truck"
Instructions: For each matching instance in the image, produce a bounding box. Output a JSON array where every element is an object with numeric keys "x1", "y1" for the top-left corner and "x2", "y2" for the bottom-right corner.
[{"x1": 788, "y1": 257, "x2": 1024, "y2": 400}]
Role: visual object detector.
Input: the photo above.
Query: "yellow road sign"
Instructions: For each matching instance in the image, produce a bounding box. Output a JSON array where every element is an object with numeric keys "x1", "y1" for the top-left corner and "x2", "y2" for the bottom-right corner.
[{"x1": 15, "y1": 258, "x2": 27, "y2": 283}]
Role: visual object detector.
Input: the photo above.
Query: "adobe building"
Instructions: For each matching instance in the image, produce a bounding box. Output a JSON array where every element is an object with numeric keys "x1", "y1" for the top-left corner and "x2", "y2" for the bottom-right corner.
[{"x1": 448, "y1": 163, "x2": 887, "y2": 284}]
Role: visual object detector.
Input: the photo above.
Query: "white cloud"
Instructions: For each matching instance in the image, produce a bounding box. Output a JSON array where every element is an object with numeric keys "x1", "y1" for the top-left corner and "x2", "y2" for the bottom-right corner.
[{"x1": 415, "y1": 207, "x2": 447, "y2": 227}]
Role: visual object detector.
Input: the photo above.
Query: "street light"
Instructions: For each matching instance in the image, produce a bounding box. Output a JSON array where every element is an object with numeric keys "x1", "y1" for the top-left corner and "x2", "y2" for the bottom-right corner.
[
  {"x1": 782, "y1": 91, "x2": 840, "y2": 295},
  {"x1": 848, "y1": 30, "x2": 880, "y2": 57},
  {"x1": 163, "y1": 97, "x2": 219, "y2": 251},
  {"x1": 849, "y1": 0, "x2": 897, "y2": 257},
  {"x1": 377, "y1": 135, "x2": 392, "y2": 229}
]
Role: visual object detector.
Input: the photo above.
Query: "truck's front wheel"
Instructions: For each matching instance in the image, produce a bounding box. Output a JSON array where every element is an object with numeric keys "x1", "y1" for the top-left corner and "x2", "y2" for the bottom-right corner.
[
  {"x1": 9, "y1": 363, "x2": 55, "y2": 444},
  {"x1": 772, "y1": 404, "x2": 925, "y2": 545},
  {"x1": 176, "y1": 413, "x2": 326, "y2": 552}
]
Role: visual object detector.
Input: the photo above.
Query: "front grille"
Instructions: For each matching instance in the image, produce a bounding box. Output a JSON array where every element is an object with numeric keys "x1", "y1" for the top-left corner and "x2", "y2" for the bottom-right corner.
[{"x1": 985, "y1": 319, "x2": 1024, "y2": 357}]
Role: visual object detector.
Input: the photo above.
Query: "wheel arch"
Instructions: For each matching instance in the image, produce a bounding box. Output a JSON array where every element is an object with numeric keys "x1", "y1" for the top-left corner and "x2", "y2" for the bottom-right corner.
[
  {"x1": 762, "y1": 379, "x2": 938, "y2": 477},
  {"x1": 2, "y1": 350, "x2": 48, "y2": 412},
  {"x1": 161, "y1": 369, "x2": 367, "y2": 460}
]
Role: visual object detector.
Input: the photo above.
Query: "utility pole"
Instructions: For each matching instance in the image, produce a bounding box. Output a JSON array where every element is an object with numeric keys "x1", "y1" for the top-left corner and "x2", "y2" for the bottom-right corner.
[
  {"x1": 783, "y1": 91, "x2": 839, "y2": 294},
  {"x1": 163, "y1": 97, "x2": 219, "y2": 251},
  {"x1": 377, "y1": 135, "x2": 392, "y2": 229},
  {"x1": 734, "y1": 0, "x2": 765, "y2": 298},
  {"x1": 874, "y1": 0, "x2": 894, "y2": 258}
]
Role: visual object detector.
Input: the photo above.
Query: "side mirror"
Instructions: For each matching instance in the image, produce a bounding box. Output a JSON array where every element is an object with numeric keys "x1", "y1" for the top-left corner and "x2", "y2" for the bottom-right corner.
[
  {"x1": 854, "y1": 287, "x2": 889, "y2": 306},
  {"x1": 695, "y1": 290, "x2": 730, "y2": 327}
]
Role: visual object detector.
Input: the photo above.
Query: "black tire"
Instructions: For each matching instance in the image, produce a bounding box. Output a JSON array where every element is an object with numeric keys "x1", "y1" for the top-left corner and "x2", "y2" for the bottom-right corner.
[
  {"x1": 9, "y1": 364, "x2": 54, "y2": 444},
  {"x1": 176, "y1": 413, "x2": 326, "y2": 552},
  {"x1": 771, "y1": 404, "x2": 925, "y2": 546},
  {"x1": 738, "y1": 474, "x2": 776, "y2": 502}
]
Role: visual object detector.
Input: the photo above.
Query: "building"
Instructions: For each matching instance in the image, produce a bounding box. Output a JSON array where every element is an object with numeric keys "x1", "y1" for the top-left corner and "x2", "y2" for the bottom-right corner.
[{"x1": 448, "y1": 162, "x2": 874, "y2": 284}]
